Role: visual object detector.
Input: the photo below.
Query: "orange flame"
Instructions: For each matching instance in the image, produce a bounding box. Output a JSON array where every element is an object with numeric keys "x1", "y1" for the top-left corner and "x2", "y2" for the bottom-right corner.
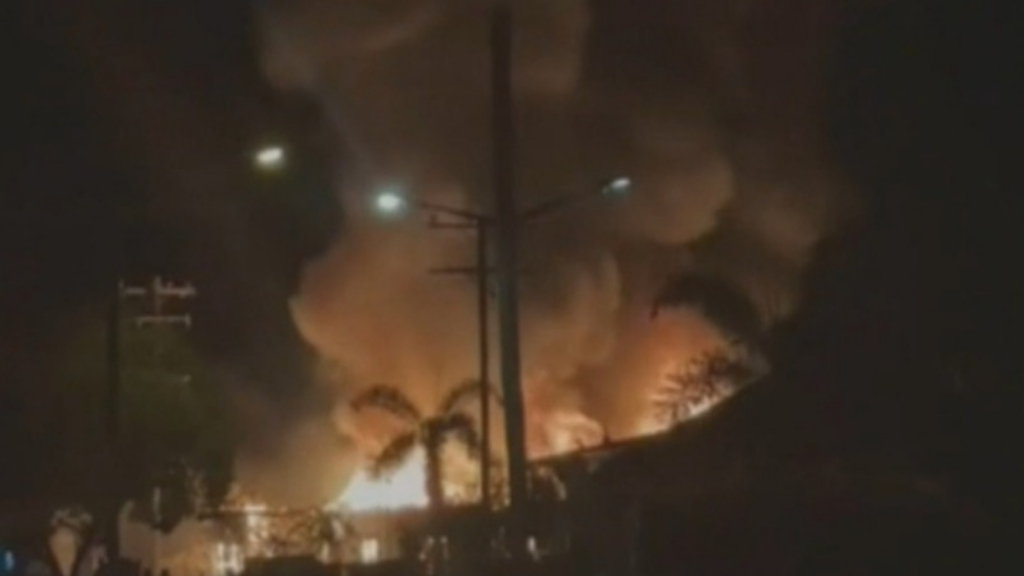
[{"x1": 329, "y1": 447, "x2": 430, "y2": 513}]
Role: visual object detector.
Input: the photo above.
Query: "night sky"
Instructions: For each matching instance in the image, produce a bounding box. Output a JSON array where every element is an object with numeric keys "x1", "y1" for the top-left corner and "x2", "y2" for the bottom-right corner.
[
  {"x1": 2, "y1": 0, "x2": 1022, "y2": 530},
  {"x1": 3, "y1": 0, "x2": 337, "y2": 506}
]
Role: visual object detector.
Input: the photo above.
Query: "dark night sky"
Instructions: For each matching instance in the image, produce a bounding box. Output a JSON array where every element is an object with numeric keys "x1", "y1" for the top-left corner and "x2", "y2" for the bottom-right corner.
[
  {"x1": 2, "y1": 0, "x2": 339, "y2": 505},
  {"x1": 3, "y1": 1, "x2": 338, "y2": 377},
  {"x1": 2, "y1": 0, "x2": 1022, "y2": 511}
]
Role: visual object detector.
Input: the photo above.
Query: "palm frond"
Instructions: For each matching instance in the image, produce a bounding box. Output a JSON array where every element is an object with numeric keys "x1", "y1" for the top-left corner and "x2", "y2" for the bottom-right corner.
[
  {"x1": 702, "y1": 349, "x2": 756, "y2": 384},
  {"x1": 439, "y1": 379, "x2": 506, "y2": 416},
  {"x1": 371, "y1": 431, "x2": 419, "y2": 476},
  {"x1": 351, "y1": 385, "x2": 422, "y2": 423},
  {"x1": 438, "y1": 412, "x2": 482, "y2": 460},
  {"x1": 438, "y1": 380, "x2": 481, "y2": 415}
]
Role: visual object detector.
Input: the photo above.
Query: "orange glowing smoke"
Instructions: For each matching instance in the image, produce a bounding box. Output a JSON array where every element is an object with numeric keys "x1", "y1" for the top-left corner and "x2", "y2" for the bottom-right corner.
[
  {"x1": 528, "y1": 408, "x2": 607, "y2": 458},
  {"x1": 325, "y1": 310, "x2": 746, "y2": 512}
]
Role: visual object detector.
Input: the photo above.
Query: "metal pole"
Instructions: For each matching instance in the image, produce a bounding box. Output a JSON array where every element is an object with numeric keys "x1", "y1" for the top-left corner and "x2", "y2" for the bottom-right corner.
[
  {"x1": 422, "y1": 217, "x2": 493, "y2": 509},
  {"x1": 476, "y1": 223, "x2": 491, "y2": 510},
  {"x1": 106, "y1": 279, "x2": 121, "y2": 442},
  {"x1": 153, "y1": 487, "x2": 162, "y2": 573},
  {"x1": 106, "y1": 277, "x2": 122, "y2": 560},
  {"x1": 491, "y1": 0, "x2": 528, "y2": 533}
]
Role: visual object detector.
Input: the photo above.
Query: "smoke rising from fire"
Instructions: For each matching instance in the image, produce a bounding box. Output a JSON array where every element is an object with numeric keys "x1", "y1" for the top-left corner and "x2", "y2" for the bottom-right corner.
[{"x1": 254, "y1": 0, "x2": 849, "y2": 480}]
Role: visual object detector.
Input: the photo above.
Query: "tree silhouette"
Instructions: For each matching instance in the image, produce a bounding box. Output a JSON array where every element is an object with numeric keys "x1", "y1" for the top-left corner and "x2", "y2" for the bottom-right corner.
[
  {"x1": 48, "y1": 310, "x2": 234, "y2": 535},
  {"x1": 651, "y1": 345, "x2": 758, "y2": 426},
  {"x1": 350, "y1": 381, "x2": 483, "y2": 510}
]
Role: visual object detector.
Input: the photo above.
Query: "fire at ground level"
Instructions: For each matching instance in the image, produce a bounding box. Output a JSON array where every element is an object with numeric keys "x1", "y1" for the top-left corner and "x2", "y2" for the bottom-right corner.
[
  {"x1": 326, "y1": 340, "x2": 761, "y2": 516},
  {"x1": 107, "y1": 400, "x2": 1006, "y2": 576},
  {"x1": 99, "y1": 432, "x2": 690, "y2": 575},
  {"x1": 7, "y1": 340, "x2": 1001, "y2": 576},
  {"x1": 7, "y1": 372, "x2": 1014, "y2": 576},
  {"x1": 107, "y1": 345, "x2": 759, "y2": 576}
]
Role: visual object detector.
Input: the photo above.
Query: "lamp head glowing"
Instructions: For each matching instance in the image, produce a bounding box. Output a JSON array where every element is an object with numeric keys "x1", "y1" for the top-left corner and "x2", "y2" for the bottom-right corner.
[
  {"x1": 253, "y1": 145, "x2": 286, "y2": 171},
  {"x1": 601, "y1": 176, "x2": 633, "y2": 198},
  {"x1": 374, "y1": 189, "x2": 409, "y2": 217}
]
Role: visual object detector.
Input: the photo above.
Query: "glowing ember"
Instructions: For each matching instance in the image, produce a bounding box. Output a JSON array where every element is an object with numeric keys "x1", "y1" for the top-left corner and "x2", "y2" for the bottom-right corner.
[{"x1": 331, "y1": 447, "x2": 429, "y2": 513}]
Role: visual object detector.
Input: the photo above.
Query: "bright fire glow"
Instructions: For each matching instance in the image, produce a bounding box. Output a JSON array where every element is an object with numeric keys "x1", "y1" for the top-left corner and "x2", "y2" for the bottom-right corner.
[
  {"x1": 331, "y1": 447, "x2": 430, "y2": 513},
  {"x1": 638, "y1": 355, "x2": 746, "y2": 436},
  {"x1": 241, "y1": 503, "x2": 269, "y2": 556},
  {"x1": 324, "y1": 346, "x2": 751, "y2": 515},
  {"x1": 212, "y1": 542, "x2": 245, "y2": 576},
  {"x1": 360, "y1": 539, "x2": 381, "y2": 563},
  {"x1": 535, "y1": 410, "x2": 606, "y2": 458}
]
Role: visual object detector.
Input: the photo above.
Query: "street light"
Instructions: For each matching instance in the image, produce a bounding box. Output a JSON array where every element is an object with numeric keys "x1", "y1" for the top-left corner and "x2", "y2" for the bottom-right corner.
[
  {"x1": 370, "y1": 188, "x2": 494, "y2": 510},
  {"x1": 253, "y1": 144, "x2": 287, "y2": 172},
  {"x1": 373, "y1": 188, "x2": 410, "y2": 218},
  {"x1": 601, "y1": 176, "x2": 633, "y2": 198},
  {"x1": 371, "y1": 175, "x2": 631, "y2": 226},
  {"x1": 370, "y1": 175, "x2": 632, "y2": 513}
]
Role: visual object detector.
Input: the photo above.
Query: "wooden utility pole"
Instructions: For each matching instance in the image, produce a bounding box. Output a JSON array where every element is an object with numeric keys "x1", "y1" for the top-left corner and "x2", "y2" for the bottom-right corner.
[
  {"x1": 105, "y1": 274, "x2": 123, "y2": 562},
  {"x1": 428, "y1": 220, "x2": 494, "y2": 510},
  {"x1": 475, "y1": 224, "x2": 492, "y2": 510},
  {"x1": 106, "y1": 280, "x2": 122, "y2": 444},
  {"x1": 491, "y1": 1, "x2": 529, "y2": 540}
]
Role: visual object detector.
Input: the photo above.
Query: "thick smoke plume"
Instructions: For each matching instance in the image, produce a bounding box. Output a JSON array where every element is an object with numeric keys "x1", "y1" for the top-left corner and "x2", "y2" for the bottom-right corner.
[{"x1": 255, "y1": 0, "x2": 849, "y2": 483}]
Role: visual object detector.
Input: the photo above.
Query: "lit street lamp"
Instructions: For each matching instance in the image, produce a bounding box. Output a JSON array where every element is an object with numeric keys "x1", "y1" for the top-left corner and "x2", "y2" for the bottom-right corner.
[
  {"x1": 370, "y1": 175, "x2": 631, "y2": 226},
  {"x1": 371, "y1": 189, "x2": 494, "y2": 508},
  {"x1": 371, "y1": 174, "x2": 632, "y2": 512},
  {"x1": 370, "y1": 5, "x2": 633, "y2": 560},
  {"x1": 602, "y1": 176, "x2": 634, "y2": 198},
  {"x1": 373, "y1": 189, "x2": 409, "y2": 217},
  {"x1": 253, "y1": 144, "x2": 287, "y2": 172},
  {"x1": 516, "y1": 176, "x2": 633, "y2": 222}
]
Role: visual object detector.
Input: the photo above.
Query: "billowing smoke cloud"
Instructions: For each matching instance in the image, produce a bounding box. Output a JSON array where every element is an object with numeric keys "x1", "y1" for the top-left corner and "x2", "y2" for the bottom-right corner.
[
  {"x1": 256, "y1": 0, "x2": 850, "y2": 472},
  {"x1": 235, "y1": 412, "x2": 358, "y2": 507}
]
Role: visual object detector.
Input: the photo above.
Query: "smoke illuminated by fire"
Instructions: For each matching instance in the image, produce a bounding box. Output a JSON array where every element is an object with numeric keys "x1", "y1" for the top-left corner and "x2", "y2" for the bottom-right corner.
[
  {"x1": 529, "y1": 408, "x2": 607, "y2": 459},
  {"x1": 324, "y1": 341, "x2": 748, "y2": 514},
  {"x1": 310, "y1": 307, "x2": 750, "y2": 513},
  {"x1": 243, "y1": 0, "x2": 850, "y2": 505}
]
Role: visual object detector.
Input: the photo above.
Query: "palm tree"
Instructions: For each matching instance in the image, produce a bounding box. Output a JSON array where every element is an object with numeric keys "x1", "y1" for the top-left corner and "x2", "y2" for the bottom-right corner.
[{"x1": 351, "y1": 381, "x2": 485, "y2": 510}]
